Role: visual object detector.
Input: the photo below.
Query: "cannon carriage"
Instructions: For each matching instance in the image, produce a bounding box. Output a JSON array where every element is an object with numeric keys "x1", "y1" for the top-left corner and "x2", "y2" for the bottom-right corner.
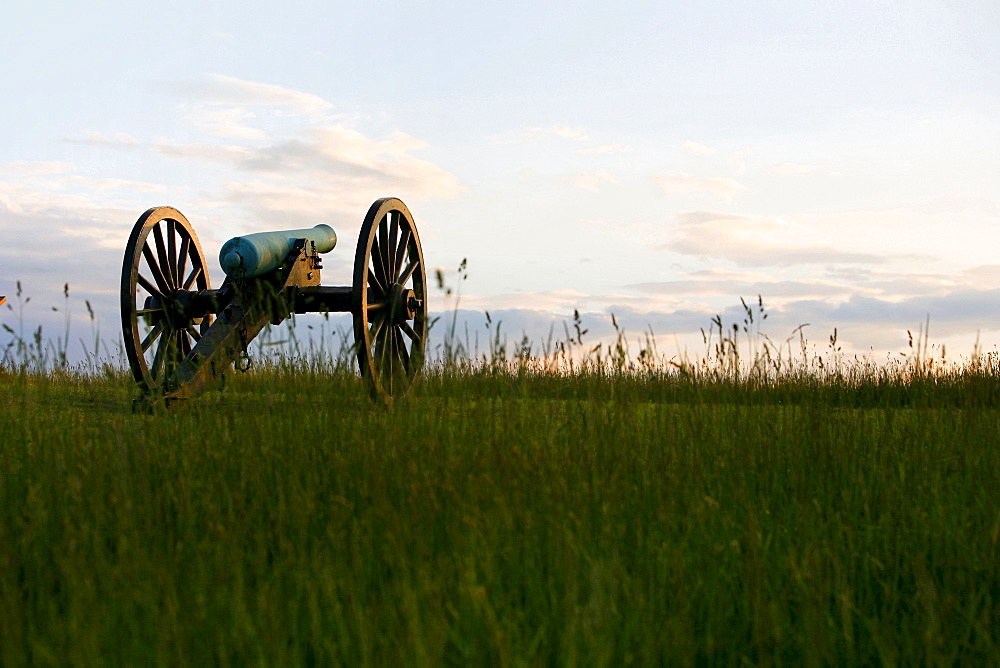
[{"x1": 120, "y1": 197, "x2": 427, "y2": 406}]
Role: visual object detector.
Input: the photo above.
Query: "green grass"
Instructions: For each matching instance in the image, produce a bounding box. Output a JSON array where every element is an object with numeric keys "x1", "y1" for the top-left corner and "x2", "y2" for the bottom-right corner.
[{"x1": 0, "y1": 362, "x2": 998, "y2": 665}]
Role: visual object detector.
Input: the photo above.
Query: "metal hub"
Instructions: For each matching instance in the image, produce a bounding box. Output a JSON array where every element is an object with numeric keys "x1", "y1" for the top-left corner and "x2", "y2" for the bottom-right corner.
[{"x1": 390, "y1": 284, "x2": 420, "y2": 324}]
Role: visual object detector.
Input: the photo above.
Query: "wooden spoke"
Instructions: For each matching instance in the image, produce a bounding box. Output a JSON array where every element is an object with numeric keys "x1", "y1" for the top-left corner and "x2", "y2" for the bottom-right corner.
[
  {"x1": 394, "y1": 227, "x2": 411, "y2": 282},
  {"x1": 366, "y1": 300, "x2": 390, "y2": 313},
  {"x1": 375, "y1": 320, "x2": 391, "y2": 383},
  {"x1": 167, "y1": 219, "x2": 178, "y2": 287},
  {"x1": 388, "y1": 211, "x2": 399, "y2": 279},
  {"x1": 152, "y1": 223, "x2": 174, "y2": 289},
  {"x1": 182, "y1": 265, "x2": 203, "y2": 291},
  {"x1": 367, "y1": 261, "x2": 386, "y2": 296},
  {"x1": 370, "y1": 236, "x2": 389, "y2": 292},
  {"x1": 397, "y1": 257, "x2": 419, "y2": 287},
  {"x1": 141, "y1": 322, "x2": 164, "y2": 353},
  {"x1": 151, "y1": 334, "x2": 167, "y2": 380},
  {"x1": 141, "y1": 243, "x2": 171, "y2": 294},
  {"x1": 394, "y1": 326, "x2": 410, "y2": 373},
  {"x1": 368, "y1": 311, "x2": 387, "y2": 344},
  {"x1": 136, "y1": 274, "x2": 164, "y2": 302},
  {"x1": 377, "y1": 214, "x2": 390, "y2": 285},
  {"x1": 399, "y1": 319, "x2": 419, "y2": 342},
  {"x1": 186, "y1": 324, "x2": 202, "y2": 342},
  {"x1": 177, "y1": 233, "x2": 191, "y2": 286}
]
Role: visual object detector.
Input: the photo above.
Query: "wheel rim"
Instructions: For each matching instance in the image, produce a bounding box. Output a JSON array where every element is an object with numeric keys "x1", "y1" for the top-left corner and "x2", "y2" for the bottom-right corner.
[
  {"x1": 353, "y1": 198, "x2": 427, "y2": 403},
  {"x1": 121, "y1": 207, "x2": 212, "y2": 393}
]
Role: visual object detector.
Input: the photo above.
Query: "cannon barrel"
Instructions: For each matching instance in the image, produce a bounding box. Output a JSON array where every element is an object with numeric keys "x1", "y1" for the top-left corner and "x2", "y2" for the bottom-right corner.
[{"x1": 219, "y1": 224, "x2": 337, "y2": 278}]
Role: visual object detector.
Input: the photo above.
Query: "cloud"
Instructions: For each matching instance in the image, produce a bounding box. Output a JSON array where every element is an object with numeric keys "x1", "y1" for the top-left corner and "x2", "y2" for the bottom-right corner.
[
  {"x1": 629, "y1": 273, "x2": 853, "y2": 301},
  {"x1": 665, "y1": 211, "x2": 885, "y2": 267},
  {"x1": 64, "y1": 131, "x2": 137, "y2": 148},
  {"x1": 651, "y1": 173, "x2": 749, "y2": 197},
  {"x1": 495, "y1": 125, "x2": 589, "y2": 144},
  {"x1": 208, "y1": 180, "x2": 391, "y2": 232},
  {"x1": 456, "y1": 289, "x2": 595, "y2": 313},
  {"x1": 681, "y1": 141, "x2": 720, "y2": 156},
  {"x1": 154, "y1": 126, "x2": 460, "y2": 222},
  {"x1": 821, "y1": 266, "x2": 962, "y2": 298},
  {"x1": 66, "y1": 176, "x2": 166, "y2": 193},
  {"x1": 626, "y1": 265, "x2": 991, "y2": 311},
  {"x1": 961, "y1": 264, "x2": 1000, "y2": 286},
  {"x1": 177, "y1": 74, "x2": 335, "y2": 117},
  {"x1": 246, "y1": 127, "x2": 449, "y2": 189},
  {"x1": 576, "y1": 143, "x2": 637, "y2": 155},
  {"x1": 770, "y1": 162, "x2": 819, "y2": 175},
  {"x1": 0, "y1": 179, "x2": 142, "y2": 341},
  {"x1": 187, "y1": 106, "x2": 267, "y2": 140},
  {"x1": 147, "y1": 92, "x2": 460, "y2": 227},
  {"x1": 0, "y1": 178, "x2": 135, "y2": 224},
  {"x1": 0, "y1": 161, "x2": 73, "y2": 175},
  {"x1": 152, "y1": 78, "x2": 462, "y2": 202},
  {"x1": 568, "y1": 170, "x2": 618, "y2": 192},
  {"x1": 153, "y1": 140, "x2": 255, "y2": 164}
]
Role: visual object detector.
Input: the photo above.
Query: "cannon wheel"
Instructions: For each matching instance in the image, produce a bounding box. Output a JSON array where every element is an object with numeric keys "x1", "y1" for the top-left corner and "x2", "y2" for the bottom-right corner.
[
  {"x1": 121, "y1": 206, "x2": 212, "y2": 394},
  {"x1": 353, "y1": 198, "x2": 428, "y2": 404}
]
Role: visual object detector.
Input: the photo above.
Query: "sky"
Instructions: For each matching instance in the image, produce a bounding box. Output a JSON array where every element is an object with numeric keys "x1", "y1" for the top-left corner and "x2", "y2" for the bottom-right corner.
[{"x1": 2, "y1": 0, "x2": 999, "y2": 364}]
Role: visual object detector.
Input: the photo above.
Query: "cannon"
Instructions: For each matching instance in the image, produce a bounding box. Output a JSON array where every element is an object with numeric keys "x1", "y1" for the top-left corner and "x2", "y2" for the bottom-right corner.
[{"x1": 120, "y1": 197, "x2": 427, "y2": 406}]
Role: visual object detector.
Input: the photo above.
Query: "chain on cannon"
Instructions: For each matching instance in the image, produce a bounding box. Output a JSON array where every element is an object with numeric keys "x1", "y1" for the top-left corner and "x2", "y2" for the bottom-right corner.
[{"x1": 120, "y1": 197, "x2": 428, "y2": 408}]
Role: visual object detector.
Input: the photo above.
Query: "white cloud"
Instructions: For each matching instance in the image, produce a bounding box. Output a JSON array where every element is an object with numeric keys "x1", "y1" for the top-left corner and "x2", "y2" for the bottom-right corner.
[
  {"x1": 961, "y1": 264, "x2": 1000, "y2": 286},
  {"x1": 187, "y1": 106, "x2": 267, "y2": 140},
  {"x1": 152, "y1": 102, "x2": 461, "y2": 210},
  {"x1": 180, "y1": 74, "x2": 335, "y2": 117},
  {"x1": 770, "y1": 162, "x2": 820, "y2": 175},
  {"x1": 730, "y1": 149, "x2": 751, "y2": 176},
  {"x1": 681, "y1": 141, "x2": 720, "y2": 156},
  {"x1": 457, "y1": 289, "x2": 594, "y2": 313},
  {"x1": 651, "y1": 173, "x2": 749, "y2": 197},
  {"x1": 0, "y1": 178, "x2": 146, "y2": 326},
  {"x1": 569, "y1": 170, "x2": 618, "y2": 192},
  {"x1": 549, "y1": 126, "x2": 589, "y2": 141},
  {"x1": 153, "y1": 140, "x2": 256, "y2": 165},
  {"x1": 628, "y1": 263, "x2": 1000, "y2": 312},
  {"x1": 495, "y1": 125, "x2": 590, "y2": 144},
  {"x1": 0, "y1": 161, "x2": 73, "y2": 175},
  {"x1": 154, "y1": 127, "x2": 461, "y2": 219},
  {"x1": 666, "y1": 211, "x2": 884, "y2": 266},
  {"x1": 576, "y1": 143, "x2": 637, "y2": 155},
  {"x1": 67, "y1": 176, "x2": 166, "y2": 193},
  {"x1": 630, "y1": 271, "x2": 853, "y2": 301},
  {"x1": 0, "y1": 179, "x2": 133, "y2": 222},
  {"x1": 64, "y1": 131, "x2": 137, "y2": 148}
]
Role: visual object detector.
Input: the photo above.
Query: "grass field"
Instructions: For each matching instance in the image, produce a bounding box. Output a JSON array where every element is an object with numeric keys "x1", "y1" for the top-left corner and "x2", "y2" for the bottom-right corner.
[{"x1": 1, "y1": 347, "x2": 998, "y2": 665}]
